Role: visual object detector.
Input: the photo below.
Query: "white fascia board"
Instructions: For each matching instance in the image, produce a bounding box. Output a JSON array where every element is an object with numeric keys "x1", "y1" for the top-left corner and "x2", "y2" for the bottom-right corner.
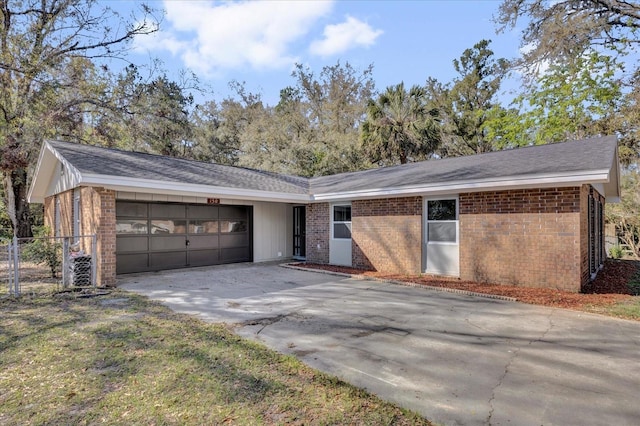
[
  {"x1": 27, "y1": 141, "x2": 83, "y2": 203},
  {"x1": 80, "y1": 174, "x2": 311, "y2": 204},
  {"x1": 311, "y1": 170, "x2": 612, "y2": 202}
]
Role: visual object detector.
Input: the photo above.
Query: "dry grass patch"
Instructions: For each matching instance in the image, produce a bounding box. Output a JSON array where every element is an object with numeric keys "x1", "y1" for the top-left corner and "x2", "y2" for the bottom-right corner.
[{"x1": 0, "y1": 290, "x2": 430, "y2": 425}]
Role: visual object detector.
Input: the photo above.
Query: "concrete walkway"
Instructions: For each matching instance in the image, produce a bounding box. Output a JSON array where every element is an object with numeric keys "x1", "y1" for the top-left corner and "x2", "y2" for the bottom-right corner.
[{"x1": 119, "y1": 263, "x2": 640, "y2": 426}]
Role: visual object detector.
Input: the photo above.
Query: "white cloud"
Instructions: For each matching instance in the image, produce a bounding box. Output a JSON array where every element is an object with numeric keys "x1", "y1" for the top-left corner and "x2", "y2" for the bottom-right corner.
[
  {"x1": 136, "y1": 0, "x2": 334, "y2": 76},
  {"x1": 309, "y1": 15, "x2": 382, "y2": 57}
]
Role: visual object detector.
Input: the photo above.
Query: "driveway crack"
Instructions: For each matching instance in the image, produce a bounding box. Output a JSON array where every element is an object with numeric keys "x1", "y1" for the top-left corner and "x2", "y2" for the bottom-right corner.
[
  {"x1": 486, "y1": 310, "x2": 555, "y2": 425},
  {"x1": 241, "y1": 312, "x2": 301, "y2": 334}
]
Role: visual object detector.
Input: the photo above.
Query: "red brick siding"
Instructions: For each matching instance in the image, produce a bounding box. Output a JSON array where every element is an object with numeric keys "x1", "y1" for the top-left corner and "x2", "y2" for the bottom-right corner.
[
  {"x1": 43, "y1": 187, "x2": 116, "y2": 287},
  {"x1": 352, "y1": 197, "x2": 422, "y2": 273},
  {"x1": 459, "y1": 187, "x2": 583, "y2": 292},
  {"x1": 305, "y1": 202, "x2": 330, "y2": 264}
]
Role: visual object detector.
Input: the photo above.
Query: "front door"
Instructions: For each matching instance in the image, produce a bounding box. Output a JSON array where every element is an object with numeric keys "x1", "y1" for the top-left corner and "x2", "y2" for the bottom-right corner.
[{"x1": 293, "y1": 206, "x2": 306, "y2": 259}]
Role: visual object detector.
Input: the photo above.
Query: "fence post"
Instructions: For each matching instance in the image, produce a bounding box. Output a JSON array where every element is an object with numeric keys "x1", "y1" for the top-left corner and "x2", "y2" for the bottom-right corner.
[
  {"x1": 92, "y1": 234, "x2": 97, "y2": 288},
  {"x1": 62, "y1": 237, "x2": 69, "y2": 289},
  {"x1": 12, "y1": 236, "x2": 20, "y2": 296}
]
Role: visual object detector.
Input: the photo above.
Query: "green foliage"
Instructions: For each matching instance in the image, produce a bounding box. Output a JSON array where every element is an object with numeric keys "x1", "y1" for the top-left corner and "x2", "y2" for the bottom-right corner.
[
  {"x1": 0, "y1": 0, "x2": 159, "y2": 238},
  {"x1": 496, "y1": 0, "x2": 640, "y2": 78},
  {"x1": 607, "y1": 172, "x2": 640, "y2": 260},
  {"x1": 488, "y1": 51, "x2": 623, "y2": 148},
  {"x1": 0, "y1": 292, "x2": 429, "y2": 425},
  {"x1": 236, "y1": 62, "x2": 375, "y2": 176},
  {"x1": 429, "y1": 40, "x2": 510, "y2": 156},
  {"x1": 609, "y1": 245, "x2": 624, "y2": 259},
  {"x1": 361, "y1": 82, "x2": 440, "y2": 166},
  {"x1": 22, "y1": 227, "x2": 62, "y2": 278}
]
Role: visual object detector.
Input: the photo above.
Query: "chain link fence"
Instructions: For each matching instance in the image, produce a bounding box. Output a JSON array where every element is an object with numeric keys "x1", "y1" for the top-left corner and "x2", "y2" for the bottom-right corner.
[{"x1": 1, "y1": 235, "x2": 97, "y2": 296}]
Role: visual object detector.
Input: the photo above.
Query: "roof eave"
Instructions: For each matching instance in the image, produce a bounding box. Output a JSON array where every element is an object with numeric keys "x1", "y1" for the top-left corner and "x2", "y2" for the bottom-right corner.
[
  {"x1": 81, "y1": 174, "x2": 312, "y2": 204},
  {"x1": 28, "y1": 141, "x2": 83, "y2": 203},
  {"x1": 311, "y1": 170, "x2": 613, "y2": 202}
]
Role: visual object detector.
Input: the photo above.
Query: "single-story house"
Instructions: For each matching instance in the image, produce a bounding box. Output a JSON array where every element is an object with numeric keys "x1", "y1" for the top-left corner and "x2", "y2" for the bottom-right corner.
[{"x1": 28, "y1": 136, "x2": 620, "y2": 292}]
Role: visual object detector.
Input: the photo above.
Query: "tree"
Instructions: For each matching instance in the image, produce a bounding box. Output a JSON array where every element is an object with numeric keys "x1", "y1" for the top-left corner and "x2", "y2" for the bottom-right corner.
[
  {"x1": 496, "y1": 0, "x2": 640, "y2": 74},
  {"x1": 607, "y1": 171, "x2": 640, "y2": 259},
  {"x1": 486, "y1": 51, "x2": 624, "y2": 149},
  {"x1": 238, "y1": 62, "x2": 375, "y2": 176},
  {"x1": 0, "y1": 0, "x2": 158, "y2": 237},
  {"x1": 429, "y1": 40, "x2": 510, "y2": 156},
  {"x1": 361, "y1": 83, "x2": 441, "y2": 166}
]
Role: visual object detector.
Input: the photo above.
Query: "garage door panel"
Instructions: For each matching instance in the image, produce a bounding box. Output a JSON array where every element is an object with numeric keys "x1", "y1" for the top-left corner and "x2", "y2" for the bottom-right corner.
[
  {"x1": 189, "y1": 235, "x2": 219, "y2": 250},
  {"x1": 150, "y1": 203, "x2": 186, "y2": 218},
  {"x1": 150, "y1": 252, "x2": 187, "y2": 269},
  {"x1": 221, "y1": 247, "x2": 251, "y2": 262},
  {"x1": 116, "y1": 202, "x2": 147, "y2": 217},
  {"x1": 116, "y1": 236, "x2": 148, "y2": 253},
  {"x1": 117, "y1": 201, "x2": 252, "y2": 274},
  {"x1": 117, "y1": 253, "x2": 149, "y2": 274},
  {"x1": 220, "y1": 233, "x2": 249, "y2": 248},
  {"x1": 189, "y1": 249, "x2": 219, "y2": 266},
  {"x1": 150, "y1": 236, "x2": 187, "y2": 251},
  {"x1": 188, "y1": 205, "x2": 219, "y2": 219}
]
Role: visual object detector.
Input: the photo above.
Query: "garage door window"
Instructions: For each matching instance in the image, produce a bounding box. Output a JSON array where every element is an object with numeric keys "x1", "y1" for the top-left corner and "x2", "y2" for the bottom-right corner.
[
  {"x1": 221, "y1": 220, "x2": 247, "y2": 233},
  {"x1": 189, "y1": 220, "x2": 218, "y2": 234},
  {"x1": 151, "y1": 219, "x2": 187, "y2": 234}
]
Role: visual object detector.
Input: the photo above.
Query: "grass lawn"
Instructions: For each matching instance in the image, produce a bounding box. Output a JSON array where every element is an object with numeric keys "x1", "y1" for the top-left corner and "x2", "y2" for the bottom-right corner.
[{"x1": 0, "y1": 290, "x2": 430, "y2": 425}]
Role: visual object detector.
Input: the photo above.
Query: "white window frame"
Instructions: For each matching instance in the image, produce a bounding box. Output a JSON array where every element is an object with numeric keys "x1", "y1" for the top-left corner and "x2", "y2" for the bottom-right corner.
[
  {"x1": 331, "y1": 203, "x2": 352, "y2": 240},
  {"x1": 54, "y1": 196, "x2": 61, "y2": 237},
  {"x1": 425, "y1": 196, "x2": 459, "y2": 245}
]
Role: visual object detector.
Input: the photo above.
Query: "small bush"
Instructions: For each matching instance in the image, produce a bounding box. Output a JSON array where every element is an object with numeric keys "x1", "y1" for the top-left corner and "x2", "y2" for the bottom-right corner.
[
  {"x1": 22, "y1": 227, "x2": 62, "y2": 278},
  {"x1": 609, "y1": 245, "x2": 624, "y2": 259}
]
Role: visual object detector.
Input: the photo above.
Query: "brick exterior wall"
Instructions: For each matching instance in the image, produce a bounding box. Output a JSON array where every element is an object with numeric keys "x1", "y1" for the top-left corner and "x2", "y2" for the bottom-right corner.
[
  {"x1": 43, "y1": 186, "x2": 116, "y2": 287},
  {"x1": 459, "y1": 187, "x2": 584, "y2": 292},
  {"x1": 82, "y1": 187, "x2": 116, "y2": 287},
  {"x1": 305, "y1": 202, "x2": 330, "y2": 264},
  {"x1": 351, "y1": 197, "x2": 422, "y2": 273}
]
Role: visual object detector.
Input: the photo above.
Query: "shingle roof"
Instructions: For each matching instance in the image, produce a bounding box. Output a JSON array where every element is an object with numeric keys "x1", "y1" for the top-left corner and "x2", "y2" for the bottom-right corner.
[
  {"x1": 48, "y1": 140, "x2": 309, "y2": 195},
  {"x1": 45, "y1": 136, "x2": 618, "y2": 200},
  {"x1": 309, "y1": 136, "x2": 618, "y2": 194}
]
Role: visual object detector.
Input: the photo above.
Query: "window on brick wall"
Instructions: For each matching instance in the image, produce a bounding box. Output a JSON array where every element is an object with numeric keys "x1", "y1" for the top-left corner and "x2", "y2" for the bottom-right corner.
[
  {"x1": 332, "y1": 205, "x2": 352, "y2": 239},
  {"x1": 427, "y1": 199, "x2": 458, "y2": 243}
]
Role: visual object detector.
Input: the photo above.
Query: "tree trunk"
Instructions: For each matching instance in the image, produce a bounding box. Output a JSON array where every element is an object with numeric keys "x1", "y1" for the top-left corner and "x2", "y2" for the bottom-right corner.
[{"x1": 2, "y1": 168, "x2": 33, "y2": 238}]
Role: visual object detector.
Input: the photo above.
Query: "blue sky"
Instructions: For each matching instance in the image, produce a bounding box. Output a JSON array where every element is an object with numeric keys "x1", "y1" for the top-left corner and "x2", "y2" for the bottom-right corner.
[{"x1": 115, "y1": 0, "x2": 525, "y2": 105}]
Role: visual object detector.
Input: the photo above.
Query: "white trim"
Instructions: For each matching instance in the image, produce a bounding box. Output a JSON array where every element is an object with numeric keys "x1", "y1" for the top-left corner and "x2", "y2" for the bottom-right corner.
[
  {"x1": 312, "y1": 170, "x2": 611, "y2": 202},
  {"x1": 425, "y1": 197, "x2": 459, "y2": 245},
  {"x1": 331, "y1": 203, "x2": 352, "y2": 240},
  {"x1": 424, "y1": 196, "x2": 460, "y2": 277},
  {"x1": 79, "y1": 173, "x2": 310, "y2": 204}
]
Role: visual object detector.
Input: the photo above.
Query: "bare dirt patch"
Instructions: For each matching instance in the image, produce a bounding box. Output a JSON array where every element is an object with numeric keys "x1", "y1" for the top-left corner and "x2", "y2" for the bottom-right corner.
[{"x1": 291, "y1": 259, "x2": 640, "y2": 314}]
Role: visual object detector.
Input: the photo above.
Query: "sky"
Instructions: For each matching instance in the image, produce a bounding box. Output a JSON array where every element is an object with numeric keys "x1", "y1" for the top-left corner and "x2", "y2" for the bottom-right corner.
[{"x1": 114, "y1": 0, "x2": 525, "y2": 105}]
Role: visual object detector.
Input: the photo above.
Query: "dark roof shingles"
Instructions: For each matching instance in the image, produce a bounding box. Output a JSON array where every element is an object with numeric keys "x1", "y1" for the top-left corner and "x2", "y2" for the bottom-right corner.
[{"x1": 49, "y1": 136, "x2": 617, "y2": 196}]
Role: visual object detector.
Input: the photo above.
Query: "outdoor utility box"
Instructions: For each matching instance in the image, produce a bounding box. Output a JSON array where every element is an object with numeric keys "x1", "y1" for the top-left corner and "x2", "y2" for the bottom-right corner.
[{"x1": 71, "y1": 255, "x2": 92, "y2": 286}]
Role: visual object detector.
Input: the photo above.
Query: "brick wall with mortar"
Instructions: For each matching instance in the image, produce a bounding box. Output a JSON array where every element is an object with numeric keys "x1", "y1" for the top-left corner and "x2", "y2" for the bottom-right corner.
[
  {"x1": 305, "y1": 202, "x2": 330, "y2": 264},
  {"x1": 44, "y1": 187, "x2": 117, "y2": 287},
  {"x1": 351, "y1": 197, "x2": 422, "y2": 273},
  {"x1": 459, "y1": 187, "x2": 584, "y2": 292}
]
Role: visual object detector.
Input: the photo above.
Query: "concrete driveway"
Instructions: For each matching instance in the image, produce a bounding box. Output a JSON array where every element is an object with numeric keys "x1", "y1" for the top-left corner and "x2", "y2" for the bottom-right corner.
[{"x1": 119, "y1": 263, "x2": 640, "y2": 426}]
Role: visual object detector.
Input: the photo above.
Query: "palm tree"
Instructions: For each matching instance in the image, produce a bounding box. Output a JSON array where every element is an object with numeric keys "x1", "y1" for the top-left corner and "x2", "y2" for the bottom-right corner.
[{"x1": 361, "y1": 83, "x2": 440, "y2": 166}]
